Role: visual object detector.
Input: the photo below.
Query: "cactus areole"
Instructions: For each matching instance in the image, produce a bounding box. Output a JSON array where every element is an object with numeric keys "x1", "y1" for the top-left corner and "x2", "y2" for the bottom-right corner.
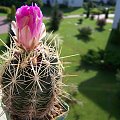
[{"x1": 0, "y1": 4, "x2": 69, "y2": 120}]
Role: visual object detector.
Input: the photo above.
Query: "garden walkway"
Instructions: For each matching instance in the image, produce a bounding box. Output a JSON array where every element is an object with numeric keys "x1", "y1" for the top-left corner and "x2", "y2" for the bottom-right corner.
[
  {"x1": 0, "y1": 14, "x2": 114, "y2": 34},
  {"x1": 0, "y1": 16, "x2": 9, "y2": 34},
  {"x1": 45, "y1": 14, "x2": 114, "y2": 23}
]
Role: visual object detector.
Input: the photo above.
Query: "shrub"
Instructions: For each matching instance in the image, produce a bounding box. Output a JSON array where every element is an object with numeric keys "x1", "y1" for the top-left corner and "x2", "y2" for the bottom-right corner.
[
  {"x1": 90, "y1": 14, "x2": 94, "y2": 20},
  {"x1": 0, "y1": 6, "x2": 10, "y2": 13},
  {"x1": 49, "y1": 4, "x2": 63, "y2": 31},
  {"x1": 91, "y1": 8, "x2": 102, "y2": 15},
  {"x1": 81, "y1": 49, "x2": 120, "y2": 71},
  {"x1": 109, "y1": 6, "x2": 115, "y2": 13},
  {"x1": 81, "y1": 49, "x2": 104, "y2": 66},
  {"x1": 78, "y1": 18, "x2": 83, "y2": 24},
  {"x1": 97, "y1": 18, "x2": 106, "y2": 29},
  {"x1": 79, "y1": 26, "x2": 92, "y2": 37},
  {"x1": 7, "y1": 5, "x2": 16, "y2": 21}
]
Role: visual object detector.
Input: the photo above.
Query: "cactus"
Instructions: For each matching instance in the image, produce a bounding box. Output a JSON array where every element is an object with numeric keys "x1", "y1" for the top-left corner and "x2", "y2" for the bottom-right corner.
[
  {"x1": 0, "y1": 33, "x2": 69, "y2": 120},
  {"x1": 0, "y1": 4, "x2": 69, "y2": 120}
]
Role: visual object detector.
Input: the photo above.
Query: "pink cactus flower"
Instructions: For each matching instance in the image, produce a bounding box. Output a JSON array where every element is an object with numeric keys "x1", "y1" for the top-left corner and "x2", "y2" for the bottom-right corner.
[{"x1": 11, "y1": 4, "x2": 46, "y2": 51}]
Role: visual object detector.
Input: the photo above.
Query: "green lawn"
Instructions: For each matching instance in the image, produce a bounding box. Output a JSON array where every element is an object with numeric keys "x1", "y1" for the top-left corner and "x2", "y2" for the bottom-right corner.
[
  {"x1": 0, "y1": 17, "x2": 120, "y2": 120},
  {"x1": 0, "y1": 33, "x2": 8, "y2": 44},
  {"x1": 62, "y1": 7, "x2": 84, "y2": 16},
  {"x1": 44, "y1": 18, "x2": 120, "y2": 120},
  {"x1": 0, "y1": 13, "x2": 7, "y2": 16}
]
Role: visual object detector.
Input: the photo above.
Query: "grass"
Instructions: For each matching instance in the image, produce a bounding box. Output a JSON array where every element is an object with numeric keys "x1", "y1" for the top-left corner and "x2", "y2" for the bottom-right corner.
[
  {"x1": 0, "y1": 13, "x2": 7, "y2": 16},
  {"x1": 0, "y1": 33, "x2": 8, "y2": 44},
  {"x1": 44, "y1": 17, "x2": 120, "y2": 120},
  {"x1": 62, "y1": 7, "x2": 84, "y2": 16},
  {"x1": 0, "y1": 17, "x2": 120, "y2": 120},
  {"x1": 0, "y1": 33, "x2": 8, "y2": 54}
]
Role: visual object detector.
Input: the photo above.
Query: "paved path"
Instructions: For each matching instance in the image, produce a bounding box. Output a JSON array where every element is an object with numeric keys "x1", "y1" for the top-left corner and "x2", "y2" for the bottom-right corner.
[
  {"x1": 0, "y1": 14, "x2": 114, "y2": 34},
  {"x1": 0, "y1": 16, "x2": 9, "y2": 34},
  {"x1": 44, "y1": 14, "x2": 114, "y2": 24}
]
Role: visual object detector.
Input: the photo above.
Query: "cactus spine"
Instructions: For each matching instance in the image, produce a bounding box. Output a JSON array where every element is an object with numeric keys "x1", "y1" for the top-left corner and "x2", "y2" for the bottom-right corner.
[{"x1": 0, "y1": 34, "x2": 68, "y2": 120}]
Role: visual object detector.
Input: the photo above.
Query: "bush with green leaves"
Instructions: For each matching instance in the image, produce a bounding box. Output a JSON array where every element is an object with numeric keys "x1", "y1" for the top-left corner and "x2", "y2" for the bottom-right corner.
[
  {"x1": 49, "y1": 4, "x2": 63, "y2": 31},
  {"x1": 7, "y1": 5, "x2": 16, "y2": 22},
  {"x1": 79, "y1": 26, "x2": 92, "y2": 37},
  {"x1": 0, "y1": 6, "x2": 10, "y2": 13},
  {"x1": 81, "y1": 49, "x2": 120, "y2": 71},
  {"x1": 81, "y1": 49, "x2": 104, "y2": 66},
  {"x1": 78, "y1": 18, "x2": 83, "y2": 24},
  {"x1": 109, "y1": 6, "x2": 115, "y2": 13},
  {"x1": 90, "y1": 14, "x2": 94, "y2": 20},
  {"x1": 91, "y1": 8, "x2": 102, "y2": 15},
  {"x1": 97, "y1": 18, "x2": 106, "y2": 29}
]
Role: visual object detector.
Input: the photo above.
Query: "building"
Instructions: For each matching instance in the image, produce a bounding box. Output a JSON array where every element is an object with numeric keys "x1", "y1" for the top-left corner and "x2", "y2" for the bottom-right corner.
[
  {"x1": 112, "y1": 0, "x2": 120, "y2": 29},
  {"x1": 92, "y1": 0, "x2": 108, "y2": 3},
  {"x1": 43, "y1": 0, "x2": 83, "y2": 7},
  {"x1": 92, "y1": 0, "x2": 116, "y2": 4}
]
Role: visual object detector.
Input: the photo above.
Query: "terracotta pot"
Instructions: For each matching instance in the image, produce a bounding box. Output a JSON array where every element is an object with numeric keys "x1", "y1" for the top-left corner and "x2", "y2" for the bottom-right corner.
[
  {"x1": 56, "y1": 102, "x2": 69, "y2": 120},
  {"x1": 1, "y1": 102, "x2": 69, "y2": 120}
]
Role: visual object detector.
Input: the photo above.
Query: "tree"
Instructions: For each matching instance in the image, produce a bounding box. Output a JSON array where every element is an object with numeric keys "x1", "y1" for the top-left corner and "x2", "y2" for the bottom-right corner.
[
  {"x1": 26, "y1": 0, "x2": 43, "y2": 7},
  {"x1": 49, "y1": 3, "x2": 63, "y2": 31},
  {"x1": 84, "y1": 1, "x2": 94, "y2": 18}
]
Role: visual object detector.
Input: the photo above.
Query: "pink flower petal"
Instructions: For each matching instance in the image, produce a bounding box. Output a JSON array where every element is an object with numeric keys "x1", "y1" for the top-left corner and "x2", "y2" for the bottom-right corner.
[
  {"x1": 15, "y1": 5, "x2": 45, "y2": 51},
  {"x1": 39, "y1": 23, "x2": 46, "y2": 41},
  {"x1": 19, "y1": 25, "x2": 32, "y2": 50},
  {"x1": 11, "y1": 21, "x2": 17, "y2": 36}
]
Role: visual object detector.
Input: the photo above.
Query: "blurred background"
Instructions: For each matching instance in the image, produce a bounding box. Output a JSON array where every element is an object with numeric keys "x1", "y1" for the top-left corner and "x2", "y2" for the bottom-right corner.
[{"x1": 0, "y1": 0, "x2": 120, "y2": 120}]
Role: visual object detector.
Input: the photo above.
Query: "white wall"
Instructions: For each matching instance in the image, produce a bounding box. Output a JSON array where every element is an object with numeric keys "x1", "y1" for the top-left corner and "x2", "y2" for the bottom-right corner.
[
  {"x1": 42, "y1": 0, "x2": 83, "y2": 7},
  {"x1": 68, "y1": 0, "x2": 83, "y2": 7},
  {"x1": 42, "y1": 0, "x2": 47, "y2": 4},
  {"x1": 112, "y1": 0, "x2": 120, "y2": 29},
  {"x1": 57, "y1": 0, "x2": 64, "y2": 4},
  {"x1": 103, "y1": 0, "x2": 108, "y2": 3},
  {"x1": 92, "y1": 0, "x2": 110, "y2": 3},
  {"x1": 49, "y1": 0, "x2": 64, "y2": 6}
]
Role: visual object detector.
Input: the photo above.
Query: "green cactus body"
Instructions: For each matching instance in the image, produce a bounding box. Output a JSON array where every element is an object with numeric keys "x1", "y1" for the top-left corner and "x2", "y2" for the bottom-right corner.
[{"x1": 0, "y1": 35, "x2": 69, "y2": 120}]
